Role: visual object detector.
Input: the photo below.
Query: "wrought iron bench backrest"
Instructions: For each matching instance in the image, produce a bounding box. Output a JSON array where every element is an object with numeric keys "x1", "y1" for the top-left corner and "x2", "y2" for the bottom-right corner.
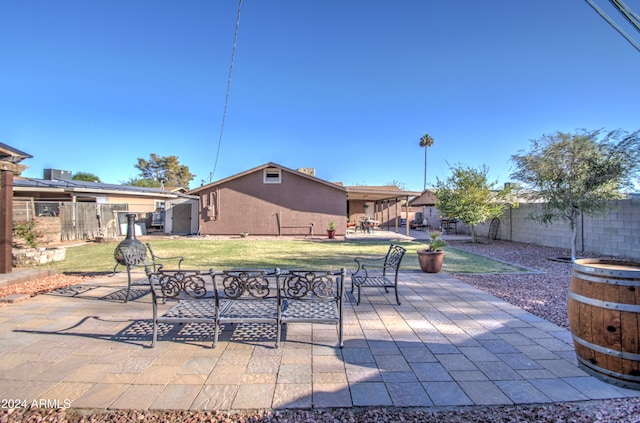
[
  {"x1": 146, "y1": 267, "x2": 214, "y2": 302},
  {"x1": 280, "y1": 269, "x2": 345, "y2": 302},
  {"x1": 214, "y1": 269, "x2": 278, "y2": 301},
  {"x1": 383, "y1": 244, "x2": 407, "y2": 275}
]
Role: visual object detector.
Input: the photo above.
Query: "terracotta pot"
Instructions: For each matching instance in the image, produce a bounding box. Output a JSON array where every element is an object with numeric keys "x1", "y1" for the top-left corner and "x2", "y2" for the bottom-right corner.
[
  {"x1": 327, "y1": 229, "x2": 336, "y2": 239},
  {"x1": 417, "y1": 249, "x2": 445, "y2": 273}
]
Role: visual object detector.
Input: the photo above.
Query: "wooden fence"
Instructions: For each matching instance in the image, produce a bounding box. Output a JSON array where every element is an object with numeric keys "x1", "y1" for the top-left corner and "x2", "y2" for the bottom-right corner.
[{"x1": 13, "y1": 201, "x2": 130, "y2": 241}]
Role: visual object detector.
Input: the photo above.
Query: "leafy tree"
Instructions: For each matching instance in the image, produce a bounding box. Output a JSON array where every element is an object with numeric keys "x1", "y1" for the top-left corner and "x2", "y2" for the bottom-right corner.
[
  {"x1": 72, "y1": 172, "x2": 101, "y2": 182},
  {"x1": 419, "y1": 133, "x2": 435, "y2": 190},
  {"x1": 435, "y1": 163, "x2": 516, "y2": 243},
  {"x1": 510, "y1": 129, "x2": 640, "y2": 261},
  {"x1": 123, "y1": 177, "x2": 161, "y2": 188},
  {"x1": 134, "y1": 154, "x2": 195, "y2": 188},
  {"x1": 386, "y1": 180, "x2": 407, "y2": 190}
]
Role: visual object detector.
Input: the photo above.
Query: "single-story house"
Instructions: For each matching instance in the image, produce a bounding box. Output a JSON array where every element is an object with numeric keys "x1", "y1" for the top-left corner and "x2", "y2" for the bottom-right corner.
[
  {"x1": 189, "y1": 163, "x2": 348, "y2": 237},
  {"x1": 189, "y1": 162, "x2": 423, "y2": 237},
  {"x1": 409, "y1": 189, "x2": 441, "y2": 229},
  {"x1": 13, "y1": 171, "x2": 199, "y2": 238}
]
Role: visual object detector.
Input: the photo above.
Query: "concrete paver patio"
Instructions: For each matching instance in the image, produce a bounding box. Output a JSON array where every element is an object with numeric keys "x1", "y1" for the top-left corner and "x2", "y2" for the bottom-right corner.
[{"x1": 0, "y1": 268, "x2": 639, "y2": 411}]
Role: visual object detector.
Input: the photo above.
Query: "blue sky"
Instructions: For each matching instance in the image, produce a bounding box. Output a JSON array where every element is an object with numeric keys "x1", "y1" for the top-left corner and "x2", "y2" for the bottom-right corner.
[{"x1": 2, "y1": 1, "x2": 639, "y2": 191}]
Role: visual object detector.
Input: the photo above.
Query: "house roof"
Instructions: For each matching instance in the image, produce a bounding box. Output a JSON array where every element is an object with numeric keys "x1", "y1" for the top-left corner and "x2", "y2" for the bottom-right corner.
[
  {"x1": 345, "y1": 185, "x2": 422, "y2": 202},
  {"x1": 187, "y1": 162, "x2": 422, "y2": 202},
  {"x1": 410, "y1": 190, "x2": 438, "y2": 206},
  {"x1": 14, "y1": 177, "x2": 197, "y2": 199},
  {"x1": 189, "y1": 162, "x2": 348, "y2": 195}
]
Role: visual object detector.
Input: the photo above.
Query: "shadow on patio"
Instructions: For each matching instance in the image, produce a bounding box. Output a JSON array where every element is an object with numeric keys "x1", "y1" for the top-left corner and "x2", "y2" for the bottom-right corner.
[{"x1": 2, "y1": 270, "x2": 639, "y2": 410}]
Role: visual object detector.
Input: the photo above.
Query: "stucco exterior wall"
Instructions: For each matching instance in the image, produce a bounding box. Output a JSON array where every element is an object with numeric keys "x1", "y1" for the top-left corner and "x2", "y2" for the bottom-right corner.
[
  {"x1": 105, "y1": 195, "x2": 158, "y2": 213},
  {"x1": 198, "y1": 169, "x2": 347, "y2": 236},
  {"x1": 474, "y1": 198, "x2": 640, "y2": 260}
]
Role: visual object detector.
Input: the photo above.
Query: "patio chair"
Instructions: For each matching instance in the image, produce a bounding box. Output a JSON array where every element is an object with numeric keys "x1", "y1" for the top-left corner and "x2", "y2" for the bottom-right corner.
[
  {"x1": 351, "y1": 244, "x2": 407, "y2": 305},
  {"x1": 213, "y1": 269, "x2": 280, "y2": 348},
  {"x1": 145, "y1": 268, "x2": 217, "y2": 348},
  {"x1": 279, "y1": 269, "x2": 346, "y2": 347}
]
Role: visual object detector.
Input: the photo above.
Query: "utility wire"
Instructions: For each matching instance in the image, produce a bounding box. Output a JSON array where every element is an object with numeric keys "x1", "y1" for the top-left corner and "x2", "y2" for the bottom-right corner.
[
  {"x1": 212, "y1": 0, "x2": 243, "y2": 181},
  {"x1": 584, "y1": 0, "x2": 640, "y2": 53},
  {"x1": 609, "y1": 0, "x2": 640, "y2": 32}
]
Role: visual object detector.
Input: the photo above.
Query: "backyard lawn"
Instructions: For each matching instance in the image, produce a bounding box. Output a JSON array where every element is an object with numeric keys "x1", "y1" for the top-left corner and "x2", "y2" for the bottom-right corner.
[{"x1": 52, "y1": 238, "x2": 528, "y2": 274}]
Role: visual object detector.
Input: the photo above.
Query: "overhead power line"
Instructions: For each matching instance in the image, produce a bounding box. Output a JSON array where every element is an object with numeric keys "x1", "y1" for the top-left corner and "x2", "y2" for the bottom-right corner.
[
  {"x1": 211, "y1": 0, "x2": 243, "y2": 181},
  {"x1": 610, "y1": 0, "x2": 640, "y2": 32},
  {"x1": 584, "y1": 0, "x2": 640, "y2": 53}
]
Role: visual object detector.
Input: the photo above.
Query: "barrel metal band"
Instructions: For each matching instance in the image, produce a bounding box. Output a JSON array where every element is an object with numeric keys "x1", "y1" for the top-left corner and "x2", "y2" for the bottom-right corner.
[
  {"x1": 568, "y1": 291, "x2": 640, "y2": 313},
  {"x1": 572, "y1": 333, "x2": 640, "y2": 361},
  {"x1": 576, "y1": 355, "x2": 640, "y2": 384},
  {"x1": 573, "y1": 271, "x2": 640, "y2": 286}
]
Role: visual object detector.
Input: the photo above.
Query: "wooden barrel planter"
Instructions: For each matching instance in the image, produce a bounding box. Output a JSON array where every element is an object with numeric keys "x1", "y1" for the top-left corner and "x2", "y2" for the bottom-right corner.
[{"x1": 568, "y1": 258, "x2": 640, "y2": 390}]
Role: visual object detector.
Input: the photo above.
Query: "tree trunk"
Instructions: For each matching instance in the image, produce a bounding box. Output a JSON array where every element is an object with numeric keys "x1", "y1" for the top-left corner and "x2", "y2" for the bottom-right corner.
[
  {"x1": 470, "y1": 225, "x2": 477, "y2": 243},
  {"x1": 570, "y1": 211, "x2": 578, "y2": 262},
  {"x1": 423, "y1": 147, "x2": 427, "y2": 190}
]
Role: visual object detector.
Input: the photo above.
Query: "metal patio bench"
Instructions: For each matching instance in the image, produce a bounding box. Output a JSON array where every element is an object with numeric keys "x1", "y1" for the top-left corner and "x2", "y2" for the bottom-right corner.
[{"x1": 351, "y1": 244, "x2": 407, "y2": 305}]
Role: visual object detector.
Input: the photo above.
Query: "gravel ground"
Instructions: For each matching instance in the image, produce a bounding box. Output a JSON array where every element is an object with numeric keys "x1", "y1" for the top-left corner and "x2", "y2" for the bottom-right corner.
[
  {"x1": 0, "y1": 273, "x2": 94, "y2": 301},
  {"x1": 450, "y1": 239, "x2": 582, "y2": 330},
  {"x1": 2, "y1": 240, "x2": 640, "y2": 422}
]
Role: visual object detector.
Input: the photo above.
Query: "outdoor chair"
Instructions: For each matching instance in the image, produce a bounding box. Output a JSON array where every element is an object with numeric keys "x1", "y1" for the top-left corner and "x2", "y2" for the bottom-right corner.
[
  {"x1": 351, "y1": 244, "x2": 407, "y2": 305},
  {"x1": 145, "y1": 268, "x2": 218, "y2": 348},
  {"x1": 279, "y1": 269, "x2": 346, "y2": 348},
  {"x1": 213, "y1": 269, "x2": 280, "y2": 348}
]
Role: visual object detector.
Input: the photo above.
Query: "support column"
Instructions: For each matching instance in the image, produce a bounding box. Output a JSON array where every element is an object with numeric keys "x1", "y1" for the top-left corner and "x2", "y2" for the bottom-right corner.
[
  {"x1": 385, "y1": 200, "x2": 390, "y2": 231},
  {"x1": 0, "y1": 170, "x2": 14, "y2": 273},
  {"x1": 394, "y1": 199, "x2": 399, "y2": 233},
  {"x1": 405, "y1": 195, "x2": 410, "y2": 236}
]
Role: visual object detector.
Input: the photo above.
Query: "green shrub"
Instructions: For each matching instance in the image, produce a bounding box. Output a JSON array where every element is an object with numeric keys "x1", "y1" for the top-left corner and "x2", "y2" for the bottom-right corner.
[{"x1": 13, "y1": 220, "x2": 42, "y2": 248}]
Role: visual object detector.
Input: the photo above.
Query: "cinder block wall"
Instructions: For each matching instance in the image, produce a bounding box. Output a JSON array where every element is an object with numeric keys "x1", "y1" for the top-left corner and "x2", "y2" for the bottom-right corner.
[{"x1": 475, "y1": 198, "x2": 640, "y2": 260}]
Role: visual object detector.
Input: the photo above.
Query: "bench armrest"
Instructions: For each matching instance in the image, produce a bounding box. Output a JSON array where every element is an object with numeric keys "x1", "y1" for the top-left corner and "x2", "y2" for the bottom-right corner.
[
  {"x1": 151, "y1": 254, "x2": 184, "y2": 269},
  {"x1": 146, "y1": 243, "x2": 184, "y2": 270},
  {"x1": 353, "y1": 255, "x2": 388, "y2": 278}
]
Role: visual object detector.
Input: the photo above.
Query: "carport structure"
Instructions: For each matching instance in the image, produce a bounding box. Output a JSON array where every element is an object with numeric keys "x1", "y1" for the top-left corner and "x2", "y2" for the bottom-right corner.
[{"x1": 345, "y1": 186, "x2": 422, "y2": 236}]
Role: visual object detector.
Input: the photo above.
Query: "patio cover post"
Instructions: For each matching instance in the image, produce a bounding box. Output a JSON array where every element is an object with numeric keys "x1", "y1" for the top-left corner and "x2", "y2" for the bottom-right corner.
[
  {"x1": 0, "y1": 165, "x2": 23, "y2": 273},
  {"x1": 0, "y1": 144, "x2": 30, "y2": 273},
  {"x1": 385, "y1": 200, "x2": 390, "y2": 231},
  {"x1": 405, "y1": 195, "x2": 410, "y2": 236},
  {"x1": 395, "y1": 199, "x2": 399, "y2": 233}
]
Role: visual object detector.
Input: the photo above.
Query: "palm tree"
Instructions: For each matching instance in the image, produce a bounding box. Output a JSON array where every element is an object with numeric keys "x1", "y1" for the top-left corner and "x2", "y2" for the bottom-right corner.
[{"x1": 419, "y1": 132, "x2": 435, "y2": 190}]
